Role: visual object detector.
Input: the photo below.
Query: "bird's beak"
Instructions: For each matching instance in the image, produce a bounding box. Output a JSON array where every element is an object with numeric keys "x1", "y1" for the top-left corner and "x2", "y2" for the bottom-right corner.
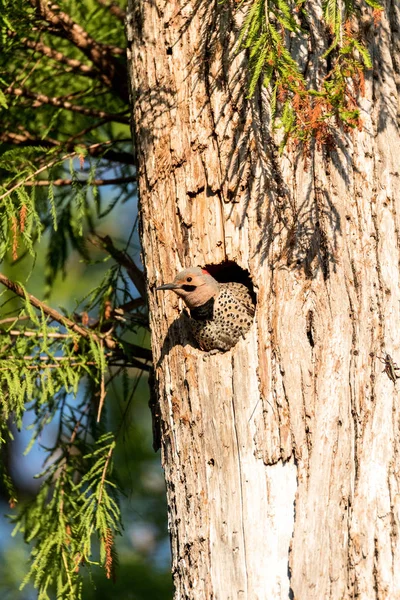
[{"x1": 156, "y1": 282, "x2": 180, "y2": 291}]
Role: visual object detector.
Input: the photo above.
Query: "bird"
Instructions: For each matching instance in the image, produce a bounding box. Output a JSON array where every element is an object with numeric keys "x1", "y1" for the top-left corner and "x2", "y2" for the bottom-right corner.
[{"x1": 156, "y1": 267, "x2": 255, "y2": 352}]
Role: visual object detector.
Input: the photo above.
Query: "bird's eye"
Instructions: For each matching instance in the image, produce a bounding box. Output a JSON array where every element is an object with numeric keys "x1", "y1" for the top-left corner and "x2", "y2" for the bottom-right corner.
[{"x1": 187, "y1": 277, "x2": 192, "y2": 282}]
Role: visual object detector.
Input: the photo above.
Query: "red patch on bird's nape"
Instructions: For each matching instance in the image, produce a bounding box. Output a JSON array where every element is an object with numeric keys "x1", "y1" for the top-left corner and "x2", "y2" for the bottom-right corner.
[{"x1": 201, "y1": 269, "x2": 210, "y2": 275}]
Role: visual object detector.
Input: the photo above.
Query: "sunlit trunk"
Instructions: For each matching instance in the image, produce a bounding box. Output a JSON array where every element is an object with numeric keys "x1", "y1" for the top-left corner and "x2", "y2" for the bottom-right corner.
[{"x1": 127, "y1": 0, "x2": 400, "y2": 596}]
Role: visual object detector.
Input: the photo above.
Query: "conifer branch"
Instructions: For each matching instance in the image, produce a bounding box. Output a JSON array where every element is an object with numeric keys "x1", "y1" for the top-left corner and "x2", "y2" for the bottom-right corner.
[
  {"x1": 23, "y1": 175, "x2": 136, "y2": 187},
  {"x1": 3, "y1": 329, "x2": 71, "y2": 338},
  {"x1": 0, "y1": 360, "x2": 150, "y2": 371},
  {"x1": 95, "y1": 0, "x2": 126, "y2": 21},
  {"x1": 0, "y1": 2, "x2": 143, "y2": 593},
  {"x1": 89, "y1": 234, "x2": 147, "y2": 299},
  {"x1": 0, "y1": 271, "x2": 114, "y2": 346},
  {"x1": 0, "y1": 141, "x2": 129, "y2": 202},
  {"x1": 61, "y1": 550, "x2": 73, "y2": 591},
  {"x1": 21, "y1": 38, "x2": 99, "y2": 77},
  {"x1": 97, "y1": 339, "x2": 107, "y2": 422},
  {"x1": 82, "y1": 147, "x2": 135, "y2": 165},
  {"x1": 0, "y1": 132, "x2": 135, "y2": 165},
  {"x1": 4, "y1": 86, "x2": 130, "y2": 123},
  {"x1": 0, "y1": 130, "x2": 59, "y2": 147},
  {"x1": 29, "y1": 0, "x2": 128, "y2": 101},
  {"x1": 113, "y1": 298, "x2": 146, "y2": 312},
  {"x1": 239, "y1": 0, "x2": 380, "y2": 147},
  {"x1": 0, "y1": 274, "x2": 152, "y2": 368},
  {"x1": 97, "y1": 443, "x2": 114, "y2": 505},
  {"x1": 0, "y1": 315, "x2": 31, "y2": 325}
]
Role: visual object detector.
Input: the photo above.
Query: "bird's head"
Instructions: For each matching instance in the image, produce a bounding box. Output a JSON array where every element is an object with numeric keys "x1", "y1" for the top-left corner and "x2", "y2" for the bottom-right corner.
[{"x1": 156, "y1": 267, "x2": 219, "y2": 309}]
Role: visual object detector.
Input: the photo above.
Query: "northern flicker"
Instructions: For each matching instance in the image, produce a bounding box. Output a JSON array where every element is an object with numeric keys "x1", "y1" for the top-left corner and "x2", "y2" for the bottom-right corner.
[{"x1": 156, "y1": 267, "x2": 255, "y2": 351}]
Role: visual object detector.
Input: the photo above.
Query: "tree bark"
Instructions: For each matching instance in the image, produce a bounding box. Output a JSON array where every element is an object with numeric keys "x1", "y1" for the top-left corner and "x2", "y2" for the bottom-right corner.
[{"x1": 127, "y1": 0, "x2": 400, "y2": 598}]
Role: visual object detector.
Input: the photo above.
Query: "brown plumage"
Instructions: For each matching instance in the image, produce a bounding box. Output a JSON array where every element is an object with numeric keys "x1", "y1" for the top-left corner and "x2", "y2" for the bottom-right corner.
[{"x1": 157, "y1": 267, "x2": 255, "y2": 351}]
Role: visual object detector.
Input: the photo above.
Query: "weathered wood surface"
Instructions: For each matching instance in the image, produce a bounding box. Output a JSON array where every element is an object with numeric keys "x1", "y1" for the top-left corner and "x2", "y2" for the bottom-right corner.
[{"x1": 127, "y1": 0, "x2": 400, "y2": 597}]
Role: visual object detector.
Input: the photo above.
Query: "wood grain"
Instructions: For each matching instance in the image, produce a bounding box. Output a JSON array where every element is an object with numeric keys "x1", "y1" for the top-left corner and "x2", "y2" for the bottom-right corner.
[{"x1": 127, "y1": 0, "x2": 400, "y2": 597}]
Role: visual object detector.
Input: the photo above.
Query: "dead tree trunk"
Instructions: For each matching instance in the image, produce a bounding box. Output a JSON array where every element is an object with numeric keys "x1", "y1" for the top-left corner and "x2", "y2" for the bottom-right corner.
[{"x1": 127, "y1": 0, "x2": 400, "y2": 597}]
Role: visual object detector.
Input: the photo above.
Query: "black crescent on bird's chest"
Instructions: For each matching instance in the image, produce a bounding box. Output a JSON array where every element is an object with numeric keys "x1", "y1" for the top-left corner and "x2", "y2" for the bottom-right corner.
[{"x1": 190, "y1": 297, "x2": 215, "y2": 321}]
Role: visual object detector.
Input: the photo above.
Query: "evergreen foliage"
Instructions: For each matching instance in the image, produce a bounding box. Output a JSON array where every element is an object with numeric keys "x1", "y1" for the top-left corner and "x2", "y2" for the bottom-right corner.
[
  {"x1": 13, "y1": 432, "x2": 120, "y2": 600},
  {"x1": 239, "y1": 0, "x2": 383, "y2": 148},
  {"x1": 0, "y1": 1, "x2": 152, "y2": 597}
]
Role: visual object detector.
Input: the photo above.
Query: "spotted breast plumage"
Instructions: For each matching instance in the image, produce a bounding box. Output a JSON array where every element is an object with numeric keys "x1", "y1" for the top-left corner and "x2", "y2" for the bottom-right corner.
[{"x1": 156, "y1": 267, "x2": 255, "y2": 352}]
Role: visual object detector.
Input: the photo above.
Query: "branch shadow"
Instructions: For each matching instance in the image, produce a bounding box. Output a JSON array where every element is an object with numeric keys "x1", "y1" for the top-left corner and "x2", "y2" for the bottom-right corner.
[
  {"x1": 177, "y1": 0, "x2": 347, "y2": 278},
  {"x1": 131, "y1": 0, "x2": 365, "y2": 279}
]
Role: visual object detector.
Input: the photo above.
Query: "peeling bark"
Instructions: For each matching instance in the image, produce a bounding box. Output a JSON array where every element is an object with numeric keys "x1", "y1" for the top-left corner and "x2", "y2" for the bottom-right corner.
[{"x1": 127, "y1": 0, "x2": 400, "y2": 597}]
